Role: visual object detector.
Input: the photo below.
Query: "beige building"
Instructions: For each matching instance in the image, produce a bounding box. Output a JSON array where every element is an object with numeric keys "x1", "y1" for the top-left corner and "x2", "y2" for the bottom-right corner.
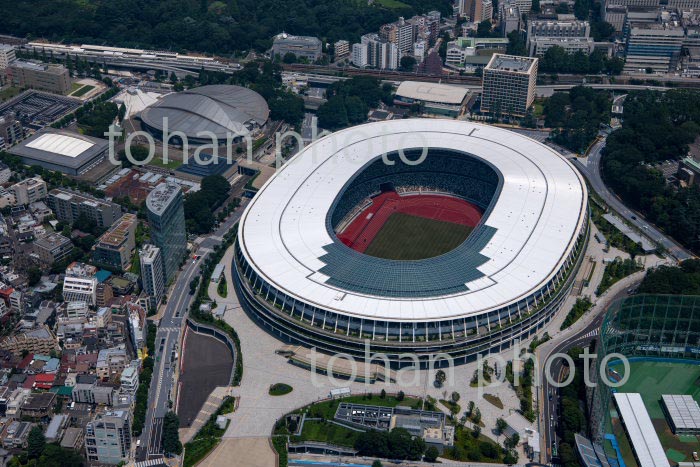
[
  {"x1": 10, "y1": 177, "x2": 47, "y2": 205},
  {"x1": 92, "y1": 213, "x2": 137, "y2": 271},
  {"x1": 0, "y1": 326, "x2": 59, "y2": 354},
  {"x1": 33, "y1": 232, "x2": 73, "y2": 266},
  {"x1": 5, "y1": 60, "x2": 71, "y2": 95},
  {"x1": 481, "y1": 54, "x2": 538, "y2": 117}
]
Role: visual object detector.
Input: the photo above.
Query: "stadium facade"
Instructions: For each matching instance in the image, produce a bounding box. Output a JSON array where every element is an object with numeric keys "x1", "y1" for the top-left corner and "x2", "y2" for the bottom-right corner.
[
  {"x1": 591, "y1": 294, "x2": 700, "y2": 441},
  {"x1": 139, "y1": 85, "x2": 269, "y2": 146},
  {"x1": 233, "y1": 120, "x2": 589, "y2": 366}
]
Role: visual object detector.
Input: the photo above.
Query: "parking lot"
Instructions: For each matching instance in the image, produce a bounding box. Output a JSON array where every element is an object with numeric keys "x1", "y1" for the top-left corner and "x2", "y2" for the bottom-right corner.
[{"x1": 0, "y1": 90, "x2": 81, "y2": 131}]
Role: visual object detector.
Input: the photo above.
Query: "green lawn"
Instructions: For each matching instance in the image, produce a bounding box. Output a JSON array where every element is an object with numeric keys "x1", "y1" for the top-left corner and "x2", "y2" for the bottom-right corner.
[
  {"x1": 71, "y1": 84, "x2": 95, "y2": 97},
  {"x1": 373, "y1": 0, "x2": 410, "y2": 8},
  {"x1": 608, "y1": 359, "x2": 700, "y2": 463},
  {"x1": 365, "y1": 213, "x2": 472, "y2": 260},
  {"x1": 146, "y1": 155, "x2": 183, "y2": 170},
  {"x1": 292, "y1": 419, "x2": 361, "y2": 447},
  {"x1": 269, "y1": 383, "x2": 293, "y2": 396},
  {"x1": 441, "y1": 425, "x2": 505, "y2": 463}
]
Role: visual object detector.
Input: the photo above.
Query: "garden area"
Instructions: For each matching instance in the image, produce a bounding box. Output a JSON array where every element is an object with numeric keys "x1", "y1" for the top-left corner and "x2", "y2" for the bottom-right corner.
[
  {"x1": 597, "y1": 258, "x2": 643, "y2": 295},
  {"x1": 183, "y1": 396, "x2": 235, "y2": 467},
  {"x1": 269, "y1": 383, "x2": 293, "y2": 396}
]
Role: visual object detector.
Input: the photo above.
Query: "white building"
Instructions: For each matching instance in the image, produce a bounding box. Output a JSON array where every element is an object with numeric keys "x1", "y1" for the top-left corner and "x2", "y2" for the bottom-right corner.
[
  {"x1": 9, "y1": 177, "x2": 47, "y2": 206},
  {"x1": 481, "y1": 54, "x2": 538, "y2": 117},
  {"x1": 0, "y1": 45, "x2": 16, "y2": 70},
  {"x1": 352, "y1": 43, "x2": 369, "y2": 67},
  {"x1": 63, "y1": 276, "x2": 98, "y2": 306},
  {"x1": 119, "y1": 364, "x2": 139, "y2": 396},
  {"x1": 139, "y1": 244, "x2": 164, "y2": 310},
  {"x1": 334, "y1": 40, "x2": 350, "y2": 58}
]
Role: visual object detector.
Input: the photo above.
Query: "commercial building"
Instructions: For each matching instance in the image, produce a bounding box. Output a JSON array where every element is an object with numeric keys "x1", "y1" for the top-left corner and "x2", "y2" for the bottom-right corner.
[
  {"x1": 445, "y1": 37, "x2": 509, "y2": 66},
  {"x1": 234, "y1": 120, "x2": 588, "y2": 365},
  {"x1": 0, "y1": 116, "x2": 22, "y2": 150},
  {"x1": 526, "y1": 20, "x2": 592, "y2": 56},
  {"x1": 32, "y1": 232, "x2": 72, "y2": 265},
  {"x1": 380, "y1": 17, "x2": 416, "y2": 55},
  {"x1": 85, "y1": 410, "x2": 132, "y2": 465},
  {"x1": 352, "y1": 34, "x2": 399, "y2": 70},
  {"x1": 481, "y1": 54, "x2": 538, "y2": 117},
  {"x1": 0, "y1": 44, "x2": 16, "y2": 69},
  {"x1": 624, "y1": 21, "x2": 684, "y2": 73},
  {"x1": 62, "y1": 276, "x2": 98, "y2": 306},
  {"x1": 9, "y1": 177, "x2": 47, "y2": 205},
  {"x1": 334, "y1": 40, "x2": 350, "y2": 58},
  {"x1": 272, "y1": 33, "x2": 322, "y2": 62},
  {"x1": 613, "y1": 393, "x2": 669, "y2": 467},
  {"x1": 146, "y1": 183, "x2": 187, "y2": 283},
  {"x1": 139, "y1": 244, "x2": 164, "y2": 310},
  {"x1": 47, "y1": 188, "x2": 122, "y2": 228},
  {"x1": 92, "y1": 213, "x2": 137, "y2": 271},
  {"x1": 8, "y1": 129, "x2": 109, "y2": 176},
  {"x1": 394, "y1": 81, "x2": 470, "y2": 116},
  {"x1": 5, "y1": 60, "x2": 70, "y2": 95},
  {"x1": 661, "y1": 395, "x2": 700, "y2": 434}
]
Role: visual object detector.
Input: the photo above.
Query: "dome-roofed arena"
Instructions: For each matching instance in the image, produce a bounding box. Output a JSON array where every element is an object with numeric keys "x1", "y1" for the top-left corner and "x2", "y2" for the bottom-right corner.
[
  {"x1": 140, "y1": 84, "x2": 269, "y2": 145},
  {"x1": 233, "y1": 119, "x2": 589, "y2": 366}
]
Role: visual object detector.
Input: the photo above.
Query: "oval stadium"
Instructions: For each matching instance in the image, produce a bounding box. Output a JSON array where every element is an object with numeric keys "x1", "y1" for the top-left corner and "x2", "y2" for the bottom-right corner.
[
  {"x1": 140, "y1": 84, "x2": 269, "y2": 145},
  {"x1": 233, "y1": 119, "x2": 589, "y2": 365}
]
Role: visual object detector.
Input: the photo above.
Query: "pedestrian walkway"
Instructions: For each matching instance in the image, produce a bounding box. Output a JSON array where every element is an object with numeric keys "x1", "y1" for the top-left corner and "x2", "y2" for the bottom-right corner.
[{"x1": 179, "y1": 386, "x2": 234, "y2": 444}]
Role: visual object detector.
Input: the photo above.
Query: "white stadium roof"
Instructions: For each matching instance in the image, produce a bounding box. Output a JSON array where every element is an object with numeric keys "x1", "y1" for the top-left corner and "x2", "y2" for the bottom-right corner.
[
  {"x1": 25, "y1": 133, "x2": 94, "y2": 158},
  {"x1": 614, "y1": 393, "x2": 670, "y2": 467},
  {"x1": 238, "y1": 119, "x2": 587, "y2": 322}
]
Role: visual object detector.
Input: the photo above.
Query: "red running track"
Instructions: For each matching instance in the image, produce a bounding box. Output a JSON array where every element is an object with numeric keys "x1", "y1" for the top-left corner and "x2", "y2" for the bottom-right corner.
[{"x1": 337, "y1": 191, "x2": 482, "y2": 253}]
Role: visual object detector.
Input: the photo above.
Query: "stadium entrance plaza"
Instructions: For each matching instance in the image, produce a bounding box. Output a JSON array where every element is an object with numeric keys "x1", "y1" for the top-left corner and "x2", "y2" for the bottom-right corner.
[{"x1": 199, "y1": 224, "x2": 668, "y2": 463}]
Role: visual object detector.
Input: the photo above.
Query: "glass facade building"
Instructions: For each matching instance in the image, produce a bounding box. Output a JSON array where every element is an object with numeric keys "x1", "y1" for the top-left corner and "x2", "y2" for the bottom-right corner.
[{"x1": 146, "y1": 183, "x2": 187, "y2": 283}]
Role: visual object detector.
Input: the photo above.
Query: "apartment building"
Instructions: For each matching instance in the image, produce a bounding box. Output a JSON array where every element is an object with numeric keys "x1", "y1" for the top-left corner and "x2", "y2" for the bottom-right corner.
[
  {"x1": 47, "y1": 188, "x2": 122, "y2": 228},
  {"x1": 5, "y1": 60, "x2": 71, "y2": 95},
  {"x1": 481, "y1": 54, "x2": 538, "y2": 117},
  {"x1": 9, "y1": 177, "x2": 47, "y2": 205},
  {"x1": 92, "y1": 213, "x2": 137, "y2": 271}
]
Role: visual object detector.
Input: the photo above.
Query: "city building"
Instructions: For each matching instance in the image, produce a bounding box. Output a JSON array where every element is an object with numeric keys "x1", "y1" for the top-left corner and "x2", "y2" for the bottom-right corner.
[
  {"x1": 445, "y1": 37, "x2": 509, "y2": 66},
  {"x1": 624, "y1": 21, "x2": 684, "y2": 73},
  {"x1": 334, "y1": 40, "x2": 350, "y2": 58},
  {"x1": 500, "y1": 3, "x2": 521, "y2": 36},
  {"x1": 481, "y1": 54, "x2": 538, "y2": 117},
  {"x1": 139, "y1": 244, "x2": 164, "y2": 310},
  {"x1": 96, "y1": 346, "x2": 128, "y2": 379},
  {"x1": 62, "y1": 275, "x2": 98, "y2": 306},
  {"x1": 234, "y1": 120, "x2": 587, "y2": 365},
  {"x1": 0, "y1": 116, "x2": 22, "y2": 150},
  {"x1": 660, "y1": 395, "x2": 700, "y2": 434},
  {"x1": 9, "y1": 177, "x2": 47, "y2": 205},
  {"x1": 92, "y1": 213, "x2": 137, "y2": 271},
  {"x1": 526, "y1": 20, "x2": 592, "y2": 56},
  {"x1": 85, "y1": 410, "x2": 132, "y2": 465},
  {"x1": 146, "y1": 183, "x2": 186, "y2": 283},
  {"x1": 352, "y1": 43, "x2": 369, "y2": 68},
  {"x1": 119, "y1": 364, "x2": 139, "y2": 395},
  {"x1": 380, "y1": 17, "x2": 416, "y2": 56},
  {"x1": 0, "y1": 326, "x2": 59, "y2": 354},
  {"x1": 20, "y1": 392, "x2": 56, "y2": 419},
  {"x1": 353, "y1": 34, "x2": 399, "y2": 70},
  {"x1": 0, "y1": 162, "x2": 12, "y2": 184},
  {"x1": 32, "y1": 232, "x2": 73, "y2": 265},
  {"x1": 8, "y1": 129, "x2": 110, "y2": 176},
  {"x1": 47, "y1": 188, "x2": 122, "y2": 228},
  {"x1": 0, "y1": 44, "x2": 16, "y2": 69},
  {"x1": 272, "y1": 33, "x2": 322, "y2": 62},
  {"x1": 482, "y1": 0, "x2": 494, "y2": 22},
  {"x1": 394, "y1": 81, "x2": 470, "y2": 117},
  {"x1": 5, "y1": 60, "x2": 71, "y2": 95}
]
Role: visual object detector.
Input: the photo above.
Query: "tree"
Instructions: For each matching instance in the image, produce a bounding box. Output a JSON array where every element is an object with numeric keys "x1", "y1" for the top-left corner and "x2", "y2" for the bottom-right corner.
[
  {"x1": 162, "y1": 411, "x2": 183, "y2": 455},
  {"x1": 476, "y1": 20, "x2": 495, "y2": 38},
  {"x1": 400, "y1": 55, "x2": 417, "y2": 71},
  {"x1": 466, "y1": 400, "x2": 475, "y2": 417},
  {"x1": 435, "y1": 369, "x2": 446, "y2": 387},
  {"x1": 424, "y1": 445, "x2": 439, "y2": 462},
  {"x1": 451, "y1": 391, "x2": 460, "y2": 403},
  {"x1": 27, "y1": 426, "x2": 46, "y2": 459},
  {"x1": 504, "y1": 432, "x2": 520, "y2": 449},
  {"x1": 496, "y1": 417, "x2": 507, "y2": 435},
  {"x1": 380, "y1": 389, "x2": 386, "y2": 399},
  {"x1": 396, "y1": 390, "x2": 405, "y2": 401},
  {"x1": 27, "y1": 266, "x2": 42, "y2": 286},
  {"x1": 472, "y1": 424, "x2": 482, "y2": 438},
  {"x1": 473, "y1": 407, "x2": 482, "y2": 424},
  {"x1": 372, "y1": 461, "x2": 383, "y2": 467},
  {"x1": 282, "y1": 52, "x2": 297, "y2": 64}
]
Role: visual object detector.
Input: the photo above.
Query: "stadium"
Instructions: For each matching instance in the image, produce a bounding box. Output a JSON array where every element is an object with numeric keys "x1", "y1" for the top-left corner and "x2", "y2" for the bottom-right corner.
[
  {"x1": 139, "y1": 84, "x2": 269, "y2": 146},
  {"x1": 591, "y1": 295, "x2": 700, "y2": 466},
  {"x1": 233, "y1": 119, "x2": 589, "y2": 365}
]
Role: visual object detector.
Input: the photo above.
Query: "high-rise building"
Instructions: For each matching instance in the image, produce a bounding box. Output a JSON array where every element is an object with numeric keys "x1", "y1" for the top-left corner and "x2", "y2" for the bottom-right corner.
[
  {"x1": 481, "y1": 54, "x2": 538, "y2": 117},
  {"x1": 0, "y1": 44, "x2": 16, "y2": 69},
  {"x1": 5, "y1": 60, "x2": 70, "y2": 95},
  {"x1": 85, "y1": 410, "x2": 131, "y2": 465},
  {"x1": 624, "y1": 21, "x2": 684, "y2": 73},
  {"x1": 500, "y1": 3, "x2": 521, "y2": 36},
  {"x1": 146, "y1": 183, "x2": 186, "y2": 283},
  {"x1": 380, "y1": 17, "x2": 415, "y2": 56},
  {"x1": 47, "y1": 189, "x2": 122, "y2": 228},
  {"x1": 352, "y1": 43, "x2": 369, "y2": 68},
  {"x1": 92, "y1": 214, "x2": 137, "y2": 271},
  {"x1": 140, "y1": 244, "x2": 164, "y2": 310}
]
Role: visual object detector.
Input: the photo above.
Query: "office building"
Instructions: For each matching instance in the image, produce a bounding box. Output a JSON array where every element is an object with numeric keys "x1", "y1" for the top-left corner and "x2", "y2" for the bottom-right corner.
[
  {"x1": 445, "y1": 37, "x2": 509, "y2": 65},
  {"x1": 272, "y1": 33, "x2": 322, "y2": 62},
  {"x1": 0, "y1": 44, "x2": 16, "y2": 69},
  {"x1": 334, "y1": 40, "x2": 350, "y2": 58},
  {"x1": 146, "y1": 183, "x2": 186, "y2": 283},
  {"x1": 527, "y1": 20, "x2": 591, "y2": 55},
  {"x1": 5, "y1": 60, "x2": 71, "y2": 95},
  {"x1": 139, "y1": 244, "x2": 164, "y2": 310},
  {"x1": 500, "y1": 3, "x2": 521, "y2": 36},
  {"x1": 9, "y1": 177, "x2": 47, "y2": 205},
  {"x1": 481, "y1": 54, "x2": 538, "y2": 117},
  {"x1": 0, "y1": 116, "x2": 22, "y2": 150},
  {"x1": 96, "y1": 347, "x2": 128, "y2": 379},
  {"x1": 0, "y1": 163, "x2": 11, "y2": 185},
  {"x1": 63, "y1": 276, "x2": 98, "y2": 306},
  {"x1": 48, "y1": 188, "x2": 122, "y2": 228},
  {"x1": 482, "y1": 0, "x2": 494, "y2": 21},
  {"x1": 624, "y1": 22, "x2": 684, "y2": 72},
  {"x1": 33, "y1": 232, "x2": 73, "y2": 265},
  {"x1": 92, "y1": 213, "x2": 137, "y2": 271},
  {"x1": 9, "y1": 129, "x2": 109, "y2": 176},
  {"x1": 85, "y1": 410, "x2": 132, "y2": 465}
]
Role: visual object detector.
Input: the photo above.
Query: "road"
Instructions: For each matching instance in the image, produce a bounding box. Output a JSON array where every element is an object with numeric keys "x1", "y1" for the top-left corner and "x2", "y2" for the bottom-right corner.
[
  {"x1": 136, "y1": 197, "x2": 247, "y2": 461},
  {"x1": 572, "y1": 138, "x2": 693, "y2": 261},
  {"x1": 537, "y1": 272, "x2": 645, "y2": 465}
]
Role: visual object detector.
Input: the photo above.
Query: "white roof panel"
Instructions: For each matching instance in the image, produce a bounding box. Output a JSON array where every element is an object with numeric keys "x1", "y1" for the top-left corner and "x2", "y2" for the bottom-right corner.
[
  {"x1": 25, "y1": 133, "x2": 94, "y2": 158},
  {"x1": 614, "y1": 393, "x2": 670, "y2": 467}
]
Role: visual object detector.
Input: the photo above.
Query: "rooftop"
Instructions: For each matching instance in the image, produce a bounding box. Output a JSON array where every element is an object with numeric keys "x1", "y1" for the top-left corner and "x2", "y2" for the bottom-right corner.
[
  {"x1": 146, "y1": 183, "x2": 181, "y2": 216},
  {"x1": 486, "y1": 54, "x2": 537, "y2": 73},
  {"x1": 395, "y1": 81, "x2": 470, "y2": 105},
  {"x1": 10, "y1": 130, "x2": 108, "y2": 170},
  {"x1": 26, "y1": 133, "x2": 94, "y2": 158},
  {"x1": 613, "y1": 393, "x2": 670, "y2": 467},
  {"x1": 661, "y1": 394, "x2": 700, "y2": 430}
]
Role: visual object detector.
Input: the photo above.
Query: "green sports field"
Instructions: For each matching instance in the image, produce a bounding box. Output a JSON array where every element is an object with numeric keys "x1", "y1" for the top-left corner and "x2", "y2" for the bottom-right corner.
[
  {"x1": 607, "y1": 360, "x2": 700, "y2": 464},
  {"x1": 364, "y1": 212, "x2": 472, "y2": 261}
]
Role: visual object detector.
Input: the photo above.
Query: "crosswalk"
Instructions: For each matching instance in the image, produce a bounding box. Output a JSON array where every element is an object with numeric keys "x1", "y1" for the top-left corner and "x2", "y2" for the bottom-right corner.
[{"x1": 581, "y1": 328, "x2": 599, "y2": 340}]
